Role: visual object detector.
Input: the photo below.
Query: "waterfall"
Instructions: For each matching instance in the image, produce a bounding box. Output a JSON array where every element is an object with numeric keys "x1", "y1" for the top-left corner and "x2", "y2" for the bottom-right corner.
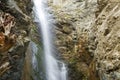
[{"x1": 33, "y1": 0, "x2": 67, "y2": 80}]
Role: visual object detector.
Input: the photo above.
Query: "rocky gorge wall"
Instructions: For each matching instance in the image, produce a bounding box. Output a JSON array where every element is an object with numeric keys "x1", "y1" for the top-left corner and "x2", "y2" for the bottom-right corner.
[
  {"x1": 49, "y1": 0, "x2": 120, "y2": 80},
  {"x1": 0, "y1": 0, "x2": 32, "y2": 80},
  {"x1": 0, "y1": 0, "x2": 120, "y2": 80},
  {"x1": 49, "y1": 0, "x2": 99, "y2": 80},
  {"x1": 93, "y1": 0, "x2": 120, "y2": 80}
]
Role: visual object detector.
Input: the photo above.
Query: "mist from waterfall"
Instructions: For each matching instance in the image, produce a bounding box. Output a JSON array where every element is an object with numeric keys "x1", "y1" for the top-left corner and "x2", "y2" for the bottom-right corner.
[{"x1": 33, "y1": 0, "x2": 67, "y2": 80}]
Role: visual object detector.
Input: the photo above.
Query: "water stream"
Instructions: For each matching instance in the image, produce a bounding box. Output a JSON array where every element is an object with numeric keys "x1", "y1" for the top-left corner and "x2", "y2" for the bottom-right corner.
[{"x1": 33, "y1": 0, "x2": 67, "y2": 80}]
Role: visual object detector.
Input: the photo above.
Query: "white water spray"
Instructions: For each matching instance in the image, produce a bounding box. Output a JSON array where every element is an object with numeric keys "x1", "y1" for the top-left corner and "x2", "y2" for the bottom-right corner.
[{"x1": 33, "y1": 0, "x2": 67, "y2": 80}]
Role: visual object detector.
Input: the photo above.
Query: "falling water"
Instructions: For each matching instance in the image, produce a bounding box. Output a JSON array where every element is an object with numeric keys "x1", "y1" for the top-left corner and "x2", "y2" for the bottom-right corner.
[{"x1": 33, "y1": 0, "x2": 67, "y2": 80}]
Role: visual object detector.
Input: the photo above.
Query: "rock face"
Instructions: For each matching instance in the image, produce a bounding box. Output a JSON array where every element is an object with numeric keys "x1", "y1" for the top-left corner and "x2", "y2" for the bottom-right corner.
[
  {"x1": 0, "y1": 0, "x2": 32, "y2": 80},
  {"x1": 93, "y1": 0, "x2": 120, "y2": 80},
  {"x1": 49, "y1": 0, "x2": 120, "y2": 80},
  {"x1": 1, "y1": 0, "x2": 120, "y2": 80},
  {"x1": 49, "y1": 0, "x2": 99, "y2": 80}
]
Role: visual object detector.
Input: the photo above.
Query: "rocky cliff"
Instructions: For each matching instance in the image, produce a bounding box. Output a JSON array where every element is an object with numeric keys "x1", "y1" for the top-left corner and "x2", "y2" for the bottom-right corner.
[
  {"x1": 0, "y1": 0, "x2": 32, "y2": 80},
  {"x1": 49, "y1": 0, "x2": 120, "y2": 80},
  {"x1": 49, "y1": 0, "x2": 98, "y2": 80},
  {"x1": 0, "y1": 0, "x2": 120, "y2": 80},
  {"x1": 93, "y1": 0, "x2": 120, "y2": 80}
]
